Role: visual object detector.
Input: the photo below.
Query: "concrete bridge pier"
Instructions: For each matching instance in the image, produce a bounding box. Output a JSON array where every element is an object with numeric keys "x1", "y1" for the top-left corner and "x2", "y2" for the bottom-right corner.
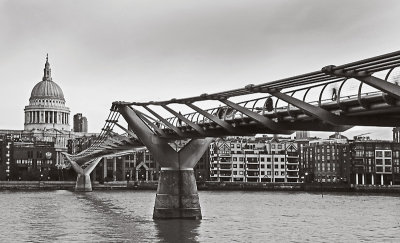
[
  {"x1": 117, "y1": 105, "x2": 212, "y2": 219},
  {"x1": 75, "y1": 173, "x2": 93, "y2": 192},
  {"x1": 154, "y1": 168, "x2": 201, "y2": 219},
  {"x1": 63, "y1": 154, "x2": 102, "y2": 192},
  {"x1": 151, "y1": 138, "x2": 211, "y2": 219}
]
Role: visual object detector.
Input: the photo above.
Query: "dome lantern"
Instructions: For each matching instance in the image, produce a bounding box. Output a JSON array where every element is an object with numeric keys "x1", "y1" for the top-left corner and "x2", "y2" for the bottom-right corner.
[{"x1": 43, "y1": 53, "x2": 52, "y2": 81}]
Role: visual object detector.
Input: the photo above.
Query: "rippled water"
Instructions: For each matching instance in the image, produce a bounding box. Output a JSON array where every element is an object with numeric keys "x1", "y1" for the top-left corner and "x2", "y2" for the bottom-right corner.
[{"x1": 0, "y1": 190, "x2": 399, "y2": 242}]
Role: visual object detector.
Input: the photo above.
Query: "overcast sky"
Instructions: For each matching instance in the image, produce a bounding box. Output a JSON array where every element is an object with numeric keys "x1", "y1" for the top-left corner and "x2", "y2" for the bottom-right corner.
[{"x1": 1, "y1": 0, "x2": 399, "y2": 139}]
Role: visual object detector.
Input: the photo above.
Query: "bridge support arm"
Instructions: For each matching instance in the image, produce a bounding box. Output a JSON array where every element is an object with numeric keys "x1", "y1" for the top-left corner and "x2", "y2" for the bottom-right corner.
[
  {"x1": 268, "y1": 90, "x2": 343, "y2": 125},
  {"x1": 63, "y1": 154, "x2": 102, "y2": 192},
  {"x1": 117, "y1": 104, "x2": 213, "y2": 219}
]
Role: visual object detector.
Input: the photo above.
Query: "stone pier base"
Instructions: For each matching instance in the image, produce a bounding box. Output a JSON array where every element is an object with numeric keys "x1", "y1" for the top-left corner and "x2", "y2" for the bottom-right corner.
[
  {"x1": 153, "y1": 169, "x2": 201, "y2": 219},
  {"x1": 75, "y1": 174, "x2": 92, "y2": 192}
]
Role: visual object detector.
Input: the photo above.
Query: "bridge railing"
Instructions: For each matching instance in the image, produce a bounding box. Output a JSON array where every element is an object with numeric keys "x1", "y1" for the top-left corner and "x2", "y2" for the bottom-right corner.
[{"x1": 110, "y1": 50, "x2": 400, "y2": 139}]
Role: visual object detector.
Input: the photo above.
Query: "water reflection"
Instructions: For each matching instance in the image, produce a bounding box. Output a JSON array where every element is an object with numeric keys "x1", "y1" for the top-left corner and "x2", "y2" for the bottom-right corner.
[
  {"x1": 155, "y1": 219, "x2": 201, "y2": 243},
  {"x1": 0, "y1": 191, "x2": 399, "y2": 242}
]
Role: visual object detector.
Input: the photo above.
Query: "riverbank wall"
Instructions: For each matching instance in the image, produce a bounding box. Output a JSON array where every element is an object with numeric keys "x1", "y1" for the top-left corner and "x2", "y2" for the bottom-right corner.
[{"x1": 0, "y1": 181, "x2": 399, "y2": 193}]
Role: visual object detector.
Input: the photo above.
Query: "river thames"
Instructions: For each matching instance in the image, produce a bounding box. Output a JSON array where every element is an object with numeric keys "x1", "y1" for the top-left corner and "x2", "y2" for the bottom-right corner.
[{"x1": 0, "y1": 190, "x2": 398, "y2": 242}]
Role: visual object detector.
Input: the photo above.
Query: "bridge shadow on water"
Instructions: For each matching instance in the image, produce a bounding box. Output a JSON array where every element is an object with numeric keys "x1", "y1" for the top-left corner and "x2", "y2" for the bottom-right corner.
[
  {"x1": 154, "y1": 219, "x2": 201, "y2": 243},
  {"x1": 73, "y1": 191, "x2": 201, "y2": 242},
  {"x1": 73, "y1": 192, "x2": 154, "y2": 241}
]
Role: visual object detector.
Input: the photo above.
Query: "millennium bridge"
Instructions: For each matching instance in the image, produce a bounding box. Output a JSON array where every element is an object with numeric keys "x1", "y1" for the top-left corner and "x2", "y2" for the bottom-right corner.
[{"x1": 64, "y1": 50, "x2": 400, "y2": 219}]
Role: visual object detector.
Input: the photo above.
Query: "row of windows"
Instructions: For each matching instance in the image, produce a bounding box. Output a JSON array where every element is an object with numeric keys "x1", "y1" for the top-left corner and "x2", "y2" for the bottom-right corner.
[
  {"x1": 15, "y1": 159, "x2": 52, "y2": 165},
  {"x1": 229, "y1": 157, "x2": 286, "y2": 162},
  {"x1": 223, "y1": 171, "x2": 286, "y2": 176},
  {"x1": 213, "y1": 164, "x2": 288, "y2": 170},
  {"x1": 376, "y1": 159, "x2": 392, "y2": 165},
  {"x1": 224, "y1": 143, "x2": 293, "y2": 150},
  {"x1": 376, "y1": 150, "x2": 392, "y2": 158},
  {"x1": 31, "y1": 99, "x2": 65, "y2": 106},
  {"x1": 26, "y1": 151, "x2": 49, "y2": 159}
]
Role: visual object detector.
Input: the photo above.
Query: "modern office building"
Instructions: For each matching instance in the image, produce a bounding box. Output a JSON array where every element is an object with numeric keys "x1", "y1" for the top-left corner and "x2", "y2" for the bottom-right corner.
[
  {"x1": 350, "y1": 139, "x2": 400, "y2": 185},
  {"x1": 73, "y1": 113, "x2": 88, "y2": 133}
]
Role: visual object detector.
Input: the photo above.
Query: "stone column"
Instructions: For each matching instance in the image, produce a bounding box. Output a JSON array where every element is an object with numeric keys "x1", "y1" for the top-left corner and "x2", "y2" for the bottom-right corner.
[
  {"x1": 122, "y1": 156, "x2": 126, "y2": 180},
  {"x1": 103, "y1": 158, "x2": 107, "y2": 179},
  {"x1": 355, "y1": 173, "x2": 359, "y2": 185},
  {"x1": 371, "y1": 174, "x2": 375, "y2": 185},
  {"x1": 136, "y1": 170, "x2": 139, "y2": 182},
  {"x1": 112, "y1": 157, "x2": 117, "y2": 181},
  {"x1": 362, "y1": 174, "x2": 365, "y2": 185},
  {"x1": 381, "y1": 174, "x2": 384, "y2": 185},
  {"x1": 92, "y1": 167, "x2": 97, "y2": 182}
]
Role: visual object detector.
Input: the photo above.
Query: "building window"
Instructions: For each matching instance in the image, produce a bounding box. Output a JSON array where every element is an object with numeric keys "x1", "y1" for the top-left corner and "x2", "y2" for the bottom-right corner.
[{"x1": 233, "y1": 164, "x2": 237, "y2": 168}]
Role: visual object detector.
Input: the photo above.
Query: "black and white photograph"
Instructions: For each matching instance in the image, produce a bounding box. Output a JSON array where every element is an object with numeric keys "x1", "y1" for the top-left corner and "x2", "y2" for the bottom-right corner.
[{"x1": 0, "y1": 0, "x2": 399, "y2": 242}]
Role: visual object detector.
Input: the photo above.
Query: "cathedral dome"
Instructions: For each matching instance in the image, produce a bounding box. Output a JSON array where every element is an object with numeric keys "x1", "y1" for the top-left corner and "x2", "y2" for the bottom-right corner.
[
  {"x1": 24, "y1": 55, "x2": 70, "y2": 132},
  {"x1": 29, "y1": 54, "x2": 65, "y2": 101},
  {"x1": 30, "y1": 80, "x2": 65, "y2": 101}
]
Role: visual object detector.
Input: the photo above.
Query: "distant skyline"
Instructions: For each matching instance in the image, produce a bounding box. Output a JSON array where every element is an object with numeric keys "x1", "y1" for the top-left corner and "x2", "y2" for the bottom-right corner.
[{"x1": 1, "y1": 0, "x2": 400, "y2": 139}]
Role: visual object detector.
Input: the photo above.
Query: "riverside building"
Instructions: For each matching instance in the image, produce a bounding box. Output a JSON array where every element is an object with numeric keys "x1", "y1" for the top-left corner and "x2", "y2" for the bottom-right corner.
[
  {"x1": 300, "y1": 133, "x2": 400, "y2": 185},
  {"x1": 210, "y1": 136, "x2": 300, "y2": 183}
]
